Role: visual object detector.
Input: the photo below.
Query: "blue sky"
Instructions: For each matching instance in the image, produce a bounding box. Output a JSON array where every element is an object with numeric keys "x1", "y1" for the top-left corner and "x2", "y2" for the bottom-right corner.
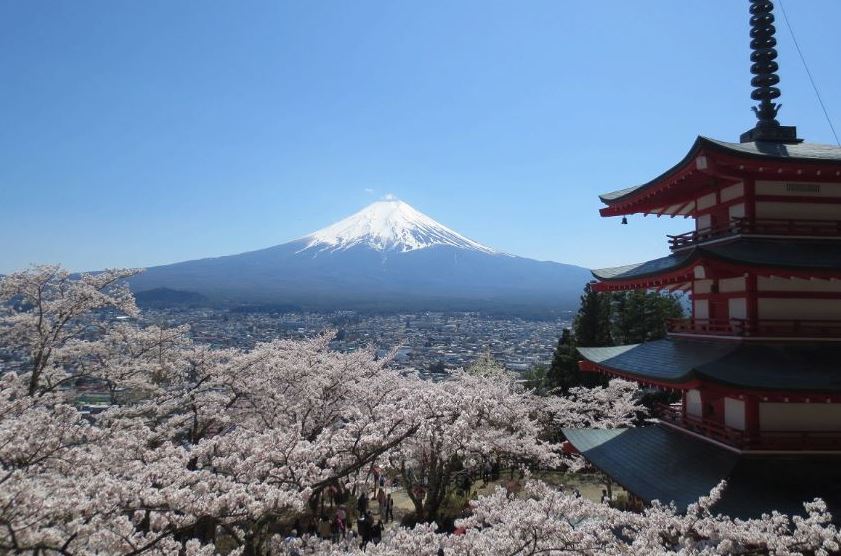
[{"x1": 1, "y1": 1, "x2": 840, "y2": 274}]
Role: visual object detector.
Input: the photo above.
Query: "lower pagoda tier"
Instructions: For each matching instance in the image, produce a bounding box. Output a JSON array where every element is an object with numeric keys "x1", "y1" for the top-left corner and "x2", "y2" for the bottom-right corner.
[
  {"x1": 579, "y1": 339, "x2": 841, "y2": 451},
  {"x1": 563, "y1": 425, "x2": 841, "y2": 520}
]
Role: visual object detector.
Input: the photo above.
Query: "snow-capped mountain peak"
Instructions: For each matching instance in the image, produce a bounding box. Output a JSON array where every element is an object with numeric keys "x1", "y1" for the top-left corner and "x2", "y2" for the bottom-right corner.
[{"x1": 300, "y1": 199, "x2": 495, "y2": 254}]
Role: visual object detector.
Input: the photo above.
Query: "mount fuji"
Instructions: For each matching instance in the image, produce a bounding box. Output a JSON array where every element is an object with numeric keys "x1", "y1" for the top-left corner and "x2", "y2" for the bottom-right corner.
[
  {"x1": 129, "y1": 199, "x2": 591, "y2": 316},
  {"x1": 301, "y1": 199, "x2": 496, "y2": 255}
]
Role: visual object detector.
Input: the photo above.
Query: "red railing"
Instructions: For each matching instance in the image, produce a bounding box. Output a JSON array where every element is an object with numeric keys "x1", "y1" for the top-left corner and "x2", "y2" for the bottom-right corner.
[
  {"x1": 657, "y1": 403, "x2": 746, "y2": 445},
  {"x1": 667, "y1": 318, "x2": 841, "y2": 339},
  {"x1": 668, "y1": 318, "x2": 738, "y2": 335},
  {"x1": 668, "y1": 217, "x2": 841, "y2": 250},
  {"x1": 668, "y1": 222, "x2": 738, "y2": 250},
  {"x1": 656, "y1": 404, "x2": 841, "y2": 451}
]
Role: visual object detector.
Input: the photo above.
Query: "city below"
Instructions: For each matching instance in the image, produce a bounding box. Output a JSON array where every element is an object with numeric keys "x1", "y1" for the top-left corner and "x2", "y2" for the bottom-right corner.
[{"x1": 139, "y1": 308, "x2": 572, "y2": 377}]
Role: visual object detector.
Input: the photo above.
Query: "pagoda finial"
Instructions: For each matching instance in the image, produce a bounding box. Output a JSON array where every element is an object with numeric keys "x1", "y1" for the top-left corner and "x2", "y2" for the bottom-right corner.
[{"x1": 740, "y1": 0, "x2": 801, "y2": 143}]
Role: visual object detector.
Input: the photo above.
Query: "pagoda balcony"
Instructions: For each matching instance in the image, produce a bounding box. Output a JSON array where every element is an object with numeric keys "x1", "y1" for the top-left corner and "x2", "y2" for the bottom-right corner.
[
  {"x1": 667, "y1": 317, "x2": 841, "y2": 340},
  {"x1": 668, "y1": 217, "x2": 841, "y2": 251},
  {"x1": 656, "y1": 403, "x2": 841, "y2": 451}
]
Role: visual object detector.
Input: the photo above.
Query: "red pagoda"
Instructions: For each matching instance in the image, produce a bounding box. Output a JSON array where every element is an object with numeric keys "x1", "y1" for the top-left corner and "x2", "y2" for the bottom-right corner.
[{"x1": 564, "y1": 0, "x2": 841, "y2": 518}]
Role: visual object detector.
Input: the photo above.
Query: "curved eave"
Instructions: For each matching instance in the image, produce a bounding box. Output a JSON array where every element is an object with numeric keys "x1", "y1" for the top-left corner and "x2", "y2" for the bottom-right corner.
[
  {"x1": 579, "y1": 358, "x2": 698, "y2": 390},
  {"x1": 591, "y1": 251, "x2": 698, "y2": 291},
  {"x1": 581, "y1": 359, "x2": 841, "y2": 399},
  {"x1": 591, "y1": 239, "x2": 841, "y2": 292},
  {"x1": 578, "y1": 340, "x2": 841, "y2": 395},
  {"x1": 599, "y1": 137, "x2": 841, "y2": 217},
  {"x1": 599, "y1": 137, "x2": 706, "y2": 207}
]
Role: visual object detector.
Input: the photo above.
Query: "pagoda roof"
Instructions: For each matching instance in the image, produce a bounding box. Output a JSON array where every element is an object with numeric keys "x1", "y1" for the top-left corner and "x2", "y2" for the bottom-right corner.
[
  {"x1": 563, "y1": 425, "x2": 841, "y2": 519},
  {"x1": 592, "y1": 251, "x2": 692, "y2": 282},
  {"x1": 599, "y1": 136, "x2": 841, "y2": 217},
  {"x1": 563, "y1": 426, "x2": 738, "y2": 512},
  {"x1": 704, "y1": 137, "x2": 841, "y2": 162},
  {"x1": 577, "y1": 338, "x2": 841, "y2": 392},
  {"x1": 592, "y1": 238, "x2": 841, "y2": 288}
]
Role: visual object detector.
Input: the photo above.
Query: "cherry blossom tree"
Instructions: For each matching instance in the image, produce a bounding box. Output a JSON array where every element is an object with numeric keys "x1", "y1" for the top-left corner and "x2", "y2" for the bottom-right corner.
[
  {"x1": 385, "y1": 370, "x2": 560, "y2": 523},
  {"x1": 548, "y1": 379, "x2": 644, "y2": 430},
  {"x1": 302, "y1": 480, "x2": 839, "y2": 555},
  {"x1": 1, "y1": 265, "x2": 837, "y2": 555},
  {"x1": 0, "y1": 266, "x2": 429, "y2": 552}
]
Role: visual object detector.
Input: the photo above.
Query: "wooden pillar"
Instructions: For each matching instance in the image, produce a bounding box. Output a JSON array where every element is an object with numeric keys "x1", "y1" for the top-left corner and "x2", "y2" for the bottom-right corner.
[
  {"x1": 744, "y1": 177, "x2": 757, "y2": 221},
  {"x1": 746, "y1": 272, "x2": 758, "y2": 334}
]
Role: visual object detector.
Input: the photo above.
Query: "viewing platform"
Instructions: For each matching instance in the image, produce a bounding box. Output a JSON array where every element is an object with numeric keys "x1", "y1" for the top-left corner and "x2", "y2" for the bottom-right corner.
[
  {"x1": 656, "y1": 403, "x2": 841, "y2": 452},
  {"x1": 668, "y1": 217, "x2": 841, "y2": 251},
  {"x1": 667, "y1": 317, "x2": 841, "y2": 340}
]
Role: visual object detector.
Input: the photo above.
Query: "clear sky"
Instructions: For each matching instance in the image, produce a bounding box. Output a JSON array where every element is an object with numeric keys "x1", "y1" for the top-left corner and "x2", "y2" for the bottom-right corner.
[{"x1": 2, "y1": 1, "x2": 840, "y2": 274}]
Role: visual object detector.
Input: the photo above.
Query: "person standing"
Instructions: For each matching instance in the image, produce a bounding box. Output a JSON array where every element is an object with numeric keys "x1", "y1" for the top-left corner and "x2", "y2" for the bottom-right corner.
[
  {"x1": 385, "y1": 493, "x2": 394, "y2": 523},
  {"x1": 371, "y1": 519, "x2": 383, "y2": 545},
  {"x1": 376, "y1": 487, "x2": 386, "y2": 517},
  {"x1": 335, "y1": 506, "x2": 347, "y2": 543},
  {"x1": 358, "y1": 511, "x2": 372, "y2": 549},
  {"x1": 357, "y1": 491, "x2": 368, "y2": 515},
  {"x1": 601, "y1": 489, "x2": 610, "y2": 505},
  {"x1": 330, "y1": 515, "x2": 340, "y2": 543}
]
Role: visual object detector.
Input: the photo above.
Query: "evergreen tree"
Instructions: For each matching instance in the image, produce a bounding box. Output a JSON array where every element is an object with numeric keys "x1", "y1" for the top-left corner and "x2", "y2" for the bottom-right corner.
[
  {"x1": 546, "y1": 330, "x2": 574, "y2": 393},
  {"x1": 546, "y1": 327, "x2": 607, "y2": 393},
  {"x1": 546, "y1": 284, "x2": 684, "y2": 394},
  {"x1": 611, "y1": 290, "x2": 684, "y2": 344},
  {"x1": 573, "y1": 283, "x2": 612, "y2": 347}
]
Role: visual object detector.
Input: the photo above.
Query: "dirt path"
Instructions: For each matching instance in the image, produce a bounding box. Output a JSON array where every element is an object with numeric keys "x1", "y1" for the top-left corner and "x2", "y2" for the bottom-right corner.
[{"x1": 374, "y1": 470, "x2": 623, "y2": 530}]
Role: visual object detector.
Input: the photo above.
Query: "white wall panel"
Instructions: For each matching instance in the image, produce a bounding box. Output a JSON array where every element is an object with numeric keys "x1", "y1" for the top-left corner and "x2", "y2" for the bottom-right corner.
[
  {"x1": 720, "y1": 182, "x2": 744, "y2": 202},
  {"x1": 694, "y1": 299, "x2": 709, "y2": 320},
  {"x1": 720, "y1": 277, "x2": 746, "y2": 293},
  {"x1": 728, "y1": 298, "x2": 747, "y2": 319},
  {"x1": 758, "y1": 276, "x2": 841, "y2": 293},
  {"x1": 729, "y1": 203, "x2": 746, "y2": 219},
  {"x1": 725, "y1": 398, "x2": 746, "y2": 430},
  {"x1": 756, "y1": 202, "x2": 841, "y2": 220},
  {"x1": 756, "y1": 180, "x2": 841, "y2": 197},
  {"x1": 758, "y1": 298, "x2": 841, "y2": 320},
  {"x1": 697, "y1": 193, "x2": 717, "y2": 211},
  {"x1": 694, "y1": 279, "x2": 713, "y2": 294},
  {"x1": 760, "y1": 403, "x2": 841, "y2": 431},
  {"x1": 686, "y1": 390, "x2": 702, "y2": 418}
]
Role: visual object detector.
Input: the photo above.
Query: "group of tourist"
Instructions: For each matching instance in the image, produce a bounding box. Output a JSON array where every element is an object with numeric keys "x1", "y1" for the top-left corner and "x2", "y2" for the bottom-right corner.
[{"x1": 309, "y1": 470, "x2": 397, "y2": 550}]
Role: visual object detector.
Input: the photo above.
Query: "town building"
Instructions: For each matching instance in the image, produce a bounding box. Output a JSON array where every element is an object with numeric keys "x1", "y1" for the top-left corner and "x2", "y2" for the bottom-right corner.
[{"x1": 564, "y1": 0, "x2": 841, "y2": 518}]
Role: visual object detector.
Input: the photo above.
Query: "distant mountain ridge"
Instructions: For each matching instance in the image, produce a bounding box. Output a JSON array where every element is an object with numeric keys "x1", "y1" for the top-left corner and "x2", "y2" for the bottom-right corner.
[{"x1": 129, "y1": 200, "x2": 591, "y2": 316}]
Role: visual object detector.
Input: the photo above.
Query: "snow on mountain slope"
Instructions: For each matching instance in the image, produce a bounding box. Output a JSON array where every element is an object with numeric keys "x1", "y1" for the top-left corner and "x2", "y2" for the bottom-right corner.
[
  {"x1": 129, "y1": 197, "x2": 593, "y2": 314},
  {"x1": 300, "y1": 199, "x2": 496, "y2": 254}
]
